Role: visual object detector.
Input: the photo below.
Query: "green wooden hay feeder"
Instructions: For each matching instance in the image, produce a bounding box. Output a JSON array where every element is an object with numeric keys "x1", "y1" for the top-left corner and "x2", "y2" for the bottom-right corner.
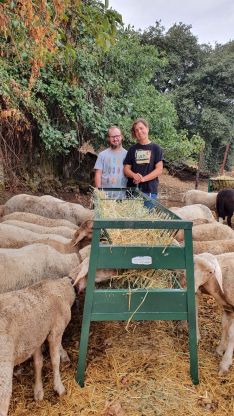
[
  {"x1": 208, "y1": 176, "x2": 234, "y2": 192},
  {"x1": 76, "y1": 190, "x2": 199, "y2": 386}
]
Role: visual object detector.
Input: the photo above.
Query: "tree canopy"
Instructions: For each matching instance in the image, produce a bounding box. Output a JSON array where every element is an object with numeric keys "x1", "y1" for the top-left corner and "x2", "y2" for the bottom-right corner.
[{"x1": 1, "y1": 0, "x2": 233, "y2": 185}]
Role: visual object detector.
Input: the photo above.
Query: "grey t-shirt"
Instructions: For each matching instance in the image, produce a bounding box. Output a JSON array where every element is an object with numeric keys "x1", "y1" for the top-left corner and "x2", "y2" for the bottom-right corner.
[{"x1": 94, "y1": 147, "x2": 127, "y2": 189}]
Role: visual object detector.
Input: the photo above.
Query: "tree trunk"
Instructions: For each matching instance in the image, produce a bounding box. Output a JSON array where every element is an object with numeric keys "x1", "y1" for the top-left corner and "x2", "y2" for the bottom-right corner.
[{"x1": 0, "y1": 148, "x2": 5, "y2": 191}]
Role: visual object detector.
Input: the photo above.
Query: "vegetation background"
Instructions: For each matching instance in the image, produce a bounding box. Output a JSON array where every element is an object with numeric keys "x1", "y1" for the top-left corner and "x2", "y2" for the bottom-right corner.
[{"x1": 0, "y1": 0, "x2": 233, "y2": 192}]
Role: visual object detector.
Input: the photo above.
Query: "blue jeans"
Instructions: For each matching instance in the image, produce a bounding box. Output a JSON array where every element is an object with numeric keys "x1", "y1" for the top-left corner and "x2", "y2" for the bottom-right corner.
[{"x1": 143, "y1": 193, "x2": 157, "y2": 209}]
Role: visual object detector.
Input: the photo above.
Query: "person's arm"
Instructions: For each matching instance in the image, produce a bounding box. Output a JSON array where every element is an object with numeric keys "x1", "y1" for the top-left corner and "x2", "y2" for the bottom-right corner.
[
  {"x1": 94, "y1": 169, "x2": 102, "y2": 187},
  {"x1": 123, "y1": 164, "x2": 142, "y2": 184},
  {"x1": 140, "y1": 160, "x2": 163, "y2": 183}
]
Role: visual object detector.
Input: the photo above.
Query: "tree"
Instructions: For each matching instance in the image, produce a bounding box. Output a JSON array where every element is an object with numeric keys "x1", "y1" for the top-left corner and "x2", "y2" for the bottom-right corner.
[
  {"x1": 141, "y1": 21, "x2": 205, "y2": 92},
  {"x1": 141, "y1": 22, "x2": 234, "y2": 171},
  {"x1": 173, "y1": 41, "x2": 234, "y2": 171}
]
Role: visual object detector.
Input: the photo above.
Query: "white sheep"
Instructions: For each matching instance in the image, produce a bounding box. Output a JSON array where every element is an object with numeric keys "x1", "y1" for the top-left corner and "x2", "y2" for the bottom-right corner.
[
  {"x1": 3, "y1": 194, "x2": 93, "y2": 224},
  {"x1": 66, "y1": 244, "x2": 116, "y2": 291},
  {"x1": 71, "y1": 257, "x2": 116, "y2": 292},
  {"x1": 192, "y1": 222, "x2": 234, "y2": 241},
  {"x1": 169, "y1": 204, "x2": 216, "y2": 223},
  {"x1": 193, "y1": 239, "x2": 234, "y2": 255},
  {"x1": 0, "y1": 244, "x2": 80, "y2": 293},
  {"x1": 2, "y1": 219, "x2": 75, "y2": 239},
  {"x1": 183, "y1": 190, "x2": 218, "y2": 210},
  {"x1": 170, "y1": 204, "x2": 217, "y2": 242},
  {"x1": 0, "y1": 277, "x2": 75, "y2": 416},
  {"x1": 194, "y1": 252, "x2": 234, "y2": 375},
  {"x1": 0, "y1": 211, "x2": 78, "y2": 230},
  {"x1": 0, "y1": 223, "x2": 71, "y2": 249}
]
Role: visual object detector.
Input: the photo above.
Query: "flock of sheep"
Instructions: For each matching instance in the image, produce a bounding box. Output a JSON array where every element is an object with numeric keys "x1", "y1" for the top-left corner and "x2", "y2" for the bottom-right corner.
[
  {"x1": 0, "y1": 188, "x2": 233, "y2": 415},
  {"x1": 0, "y1": 194, "x2": 94, "y2": 416},
  {"x1": 171, "y1": 188, "x2": 234, "y2": 377}
]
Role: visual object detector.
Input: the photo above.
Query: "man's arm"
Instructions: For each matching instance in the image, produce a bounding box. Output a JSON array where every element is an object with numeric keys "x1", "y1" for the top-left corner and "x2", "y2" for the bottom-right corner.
[
  {"x1": 94, "y1": 169, "x2": 102, "y2": 187},
  {"x1": 140, "y1": 160, "x2": 163, "y2": 183},
  {"x1": 123, "y1": 164, "x2": 142, "y2": 183}
]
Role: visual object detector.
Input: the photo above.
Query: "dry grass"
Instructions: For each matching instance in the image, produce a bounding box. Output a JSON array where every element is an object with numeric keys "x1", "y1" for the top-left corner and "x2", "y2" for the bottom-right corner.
[
  {"x1": 8, "y1": 296, "x2": 234, "y2": 416},
  {"x1": 95, "y1": 190, "x2": 178, "y2": 247}
]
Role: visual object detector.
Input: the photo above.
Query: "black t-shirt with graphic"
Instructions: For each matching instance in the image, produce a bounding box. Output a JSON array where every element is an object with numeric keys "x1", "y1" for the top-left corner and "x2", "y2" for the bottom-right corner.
[{"x1": 123, "y1": 142, "x2": 163, "y2": 193}]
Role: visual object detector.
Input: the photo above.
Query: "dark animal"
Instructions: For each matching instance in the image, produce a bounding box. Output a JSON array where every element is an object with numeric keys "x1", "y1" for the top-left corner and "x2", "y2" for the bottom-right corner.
[{"x1": 216, "y1": 188, "x2": 234, "y2": 228}]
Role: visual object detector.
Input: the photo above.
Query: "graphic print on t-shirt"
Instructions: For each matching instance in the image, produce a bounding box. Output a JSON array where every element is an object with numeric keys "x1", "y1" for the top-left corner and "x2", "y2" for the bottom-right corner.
[{"x1": 135, "y1": 150, "x2": 151, "y2": 164}]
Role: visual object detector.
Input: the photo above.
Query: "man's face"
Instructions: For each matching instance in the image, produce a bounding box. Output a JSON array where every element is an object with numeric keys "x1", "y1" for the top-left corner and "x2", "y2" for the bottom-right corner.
[
  {"x1": 108, "y1": 128, "x2": 123, "y2": 149},
  {"x1": 134, "y1": 122, "x2": 149, "y2": 143}
]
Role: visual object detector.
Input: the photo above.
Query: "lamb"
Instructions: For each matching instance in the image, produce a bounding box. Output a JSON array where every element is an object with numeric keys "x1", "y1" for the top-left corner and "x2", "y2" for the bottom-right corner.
[
  {"x1": 193, "y1": 239, "x2": 234, "y2": 255},
  {"x1": 2, "y1": 219, "x2": 75, "y2": 239},
  {"x1": 0, "y1": 244, "x2": 80, "y2": 293},
  {"x1": 193, "y1": 252, "x2": 234, "y2": 375},
  {"x1": 183, "y1": 190, "x2": 218, "y2": 210},
  {"x1": 3, "y1": 194, "x2": 93, "y2": 224},
  {"x1": 0, "y1": 277, "x2": 75, "y2": 416},
  {"x1": 192, "y1": 222, "x2": 234, "y2": 241},
  {"x1": 216, "y1": 188, "x2": 234, "y2": 228},
  {"x1": 0, "y1": 211, "x2": 78, "y2": 230}
]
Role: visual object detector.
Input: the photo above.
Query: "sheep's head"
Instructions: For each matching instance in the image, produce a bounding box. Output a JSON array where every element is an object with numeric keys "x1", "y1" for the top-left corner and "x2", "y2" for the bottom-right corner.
[
  {"x1": 194, "y1": 253, "x2": 223, "y2": 294},
  {"x1": 72, "y1": 256, "x2": 117, "y2": 293},
  {"x1": 73, "y1": 220, "x2": 93, "y2": 248}
]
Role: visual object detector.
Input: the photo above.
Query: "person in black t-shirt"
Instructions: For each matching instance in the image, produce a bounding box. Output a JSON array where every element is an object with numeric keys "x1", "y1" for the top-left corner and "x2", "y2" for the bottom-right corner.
[{"x1": 123, "y1": 118, "x2": 163, "y2": 204}]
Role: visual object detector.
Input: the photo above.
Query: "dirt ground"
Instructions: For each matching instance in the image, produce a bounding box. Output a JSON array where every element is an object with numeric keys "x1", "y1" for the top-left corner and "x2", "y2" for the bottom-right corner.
[{"x1": 0, "y1": 169, "x2": 209, "y2": 208}]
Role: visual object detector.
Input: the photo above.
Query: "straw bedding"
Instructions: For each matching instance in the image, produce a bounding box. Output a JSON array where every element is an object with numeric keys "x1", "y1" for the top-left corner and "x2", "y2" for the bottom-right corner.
[{"x1": 8, "y1": 296, "x2": 234, "y2": 416}]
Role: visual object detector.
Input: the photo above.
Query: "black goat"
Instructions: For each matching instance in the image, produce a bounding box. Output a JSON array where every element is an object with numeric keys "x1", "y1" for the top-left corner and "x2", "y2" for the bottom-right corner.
[{"x1": 216, "y1": 188, "x2": 234, "y2": 228}]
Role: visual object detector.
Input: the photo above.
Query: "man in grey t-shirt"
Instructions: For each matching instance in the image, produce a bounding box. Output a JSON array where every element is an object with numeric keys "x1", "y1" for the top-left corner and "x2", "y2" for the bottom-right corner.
[{"x1": 94, "y1": 126, "x2": 127, "y2": 197}]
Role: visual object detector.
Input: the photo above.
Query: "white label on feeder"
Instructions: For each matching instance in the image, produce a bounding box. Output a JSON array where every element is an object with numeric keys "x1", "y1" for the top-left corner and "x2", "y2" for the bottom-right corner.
[{"x1": 131, "y1": 256, "x2": 152, "y2": 265}]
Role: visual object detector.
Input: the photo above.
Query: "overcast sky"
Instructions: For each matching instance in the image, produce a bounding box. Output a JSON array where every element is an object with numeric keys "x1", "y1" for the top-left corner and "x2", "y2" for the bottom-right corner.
[{"x1": 108, "y1": 0, "x2": 234, "y2": 45}]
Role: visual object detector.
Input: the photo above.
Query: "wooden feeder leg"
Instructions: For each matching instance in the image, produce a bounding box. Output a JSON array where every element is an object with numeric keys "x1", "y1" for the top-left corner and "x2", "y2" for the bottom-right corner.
[
  {"x1": 184, "y1": 229, "x2": 199, "y2": 384},
  {"x1": 76, "y1": 230, "x2": 101, "y2": 387}
]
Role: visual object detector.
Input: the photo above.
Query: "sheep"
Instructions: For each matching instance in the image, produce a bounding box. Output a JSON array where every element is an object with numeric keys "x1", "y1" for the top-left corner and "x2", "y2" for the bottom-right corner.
[
  {"x1": 169, "y1": 204, "x2": 216, "y2": 223},
  {"x1": 170, "y1": 204, "x2": 217, "y2": 242},
  {"x1": 192, "y1": 222, "x2": 234, "y2": 241},
  {"x1": 1, "y1": 219, "x2": 75, "y2": 239},
  {"x1": 0, "y1": 219, "x2": 92, "y2": 255},
  {"x1": 3, "y1": 194, "x2": 93, "y2": 224},
  {"x1": 0, "y1": 244, "x2": 80, "y2": 293},
  {"x1": 71, "y1": 257, "x2": 116, "y2": 292},
  {"x1": 67, "y1": 244, "x2": 116, "y2": 292},
  {"x1": 193, "y1": 240, "x2": 234, "y2": 255},
  {"x1": 193, "y1": 252, "x2": 234, "y2": 375},
  {"x1": 0, "y1": 277, "x2": 75, "y2": 416},
  {"x1": 72, "y1": 220, "x2": 93, "y2": 249},
  {"x1": 216, "y1": 188, "x2": 234, "y2": 228},
  {"x1": 0, "y1": 211, "x2": 78, "y2": 229},
  {"x1": 0, "y1": 223, "x2": 72, "y2": 249},
  {"x1": 183, "y1": 190, "x2": 218, "y2": 210}
]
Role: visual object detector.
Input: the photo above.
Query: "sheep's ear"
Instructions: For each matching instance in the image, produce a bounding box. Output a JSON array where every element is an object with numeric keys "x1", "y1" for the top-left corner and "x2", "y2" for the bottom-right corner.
[
  {"x1": 213, "y1": 260, "x2": 224, "y2": 293},
  {"x1": 73, "y1": 230, "x2": 86, "y2": 246}
]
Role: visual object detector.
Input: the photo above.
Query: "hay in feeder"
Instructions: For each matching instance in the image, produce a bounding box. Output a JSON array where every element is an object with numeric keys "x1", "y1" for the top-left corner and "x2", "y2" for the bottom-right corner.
[
  {"x1": 94, "y1": 189, "x2": 178, "y2": 247},
  {"x1": 109, "y1": 269, "x2": 182, "y2": 290},
  {"x1": 210, "y1": 176, "x2": 234, "y2": 191},
  {"x1": 8, "y1": 296, "x2": 234, "y2": 416}
]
